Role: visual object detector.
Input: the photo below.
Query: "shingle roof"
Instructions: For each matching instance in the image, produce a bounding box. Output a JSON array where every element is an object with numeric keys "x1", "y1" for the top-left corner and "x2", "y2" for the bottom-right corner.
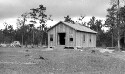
[{"x1": 48, "y1": 21, "x2": 97, "y2": 34}]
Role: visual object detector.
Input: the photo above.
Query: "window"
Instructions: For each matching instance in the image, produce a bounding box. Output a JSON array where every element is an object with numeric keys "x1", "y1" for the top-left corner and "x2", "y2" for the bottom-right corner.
[
  {"x1": 90, "y1": 34, "x2": 91, "y2": 42},
  {"x1": 50, "y1": 34, "x2": 53, "y2": 41},
  {"x1": 70, "y1": 38, "x2": 73, "y2": 41},
  {"x1": 69, "y1": 34, "x2": 73, "y2": 42},
  {"x1": 83, "y1": 34, "x2": 85, "y2": 42}
]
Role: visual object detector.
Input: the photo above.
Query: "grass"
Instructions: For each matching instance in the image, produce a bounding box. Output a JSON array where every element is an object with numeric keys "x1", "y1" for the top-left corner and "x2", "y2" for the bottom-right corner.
[{"x1": 0, "y1": 47, "x2": 125, "y2": 74}]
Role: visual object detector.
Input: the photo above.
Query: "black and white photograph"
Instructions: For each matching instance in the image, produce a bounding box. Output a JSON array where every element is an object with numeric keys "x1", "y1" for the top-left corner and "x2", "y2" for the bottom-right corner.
[{"x1": 0, "y1": 0, "x2": 125, "y2": 74}]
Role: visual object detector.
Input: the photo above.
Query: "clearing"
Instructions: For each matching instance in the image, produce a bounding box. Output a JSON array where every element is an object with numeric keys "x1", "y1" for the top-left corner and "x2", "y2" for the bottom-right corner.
[{"x1": 0, "y1": 47, "x2": 125, "y2": 74}]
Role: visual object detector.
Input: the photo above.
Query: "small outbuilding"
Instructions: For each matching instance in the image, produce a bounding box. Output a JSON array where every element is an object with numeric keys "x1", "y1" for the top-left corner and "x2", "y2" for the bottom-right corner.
[{"x1": 47, "y1": 21, "x2": 97, "y2": 49}]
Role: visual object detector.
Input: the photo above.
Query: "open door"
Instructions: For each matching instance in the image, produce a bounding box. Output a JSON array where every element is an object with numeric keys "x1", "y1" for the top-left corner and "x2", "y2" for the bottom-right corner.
[{"x1": 58, "y1": 33, "x2": 66, "y2": 45}]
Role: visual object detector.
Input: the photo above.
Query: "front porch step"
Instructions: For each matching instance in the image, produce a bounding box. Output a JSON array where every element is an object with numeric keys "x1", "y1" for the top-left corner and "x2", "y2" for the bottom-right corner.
[{"x1": 54, "y1": 45, "x2": 65, "y2": 49}]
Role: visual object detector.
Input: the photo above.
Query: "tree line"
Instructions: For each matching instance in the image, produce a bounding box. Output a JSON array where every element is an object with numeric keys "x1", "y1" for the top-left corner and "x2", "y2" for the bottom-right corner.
[
  {"x1": 0, "y1": 3, "x2": 125, "y2": 48},
  {"x1": 0, "y1": 5, "x2": 49, "y2": 46}
]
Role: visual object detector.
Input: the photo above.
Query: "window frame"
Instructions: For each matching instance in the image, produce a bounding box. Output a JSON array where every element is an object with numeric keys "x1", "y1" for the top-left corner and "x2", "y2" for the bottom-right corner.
[
  {"x1": 83, "y1": 34, "x2": 85, "y2": 42},
  {"x1": 69, "y1": 34, "x2": 73, "y2": 42},
  {"x1": 90, "y1": 34, "x2": 91, "y2": 42},
  {"x1": 50, "y1": 34, "x2": 53, "y2": 41},
  {"x1": 69, "y1": 37, "x2": 73, "y2": 42}
]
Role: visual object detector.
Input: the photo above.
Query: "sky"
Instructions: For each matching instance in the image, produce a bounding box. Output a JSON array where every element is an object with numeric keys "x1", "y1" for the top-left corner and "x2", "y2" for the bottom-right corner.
[{"x1": 0, "y1": 0, "x2": 111, "y2": 29}]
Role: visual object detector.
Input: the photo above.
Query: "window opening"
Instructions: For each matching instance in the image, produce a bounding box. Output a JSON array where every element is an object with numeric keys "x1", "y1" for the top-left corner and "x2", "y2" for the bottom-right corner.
[
  {"x1": 50, "y1": 34, "x2": 53, "y2": 41},
  {"x1": 90, "y1": 34, "x2": 91, "y2": 42},
  {"x1": 83, "y1": 34, "x2": 85, "y2": 42},
  {"x1": 70, "y1": 38, "x2": 73, "y2": 41}
]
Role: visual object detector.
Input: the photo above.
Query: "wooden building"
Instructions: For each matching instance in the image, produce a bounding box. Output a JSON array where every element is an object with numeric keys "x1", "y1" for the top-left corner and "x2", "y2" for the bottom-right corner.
[{"x1": 47, "y1": 21, "x2": 97, "y2": 49}]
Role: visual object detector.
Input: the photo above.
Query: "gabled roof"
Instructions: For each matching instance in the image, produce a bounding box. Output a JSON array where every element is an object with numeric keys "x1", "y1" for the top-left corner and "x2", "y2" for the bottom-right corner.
[{"x1": 48, "y1": 21, "x2": 97, "y2": 34}]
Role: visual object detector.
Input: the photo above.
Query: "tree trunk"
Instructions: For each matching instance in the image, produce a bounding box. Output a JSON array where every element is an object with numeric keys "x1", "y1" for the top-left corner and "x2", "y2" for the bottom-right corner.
[
  {"x1": 41, "y1": 31, "x2": 43, "y2": 46},
  {"x1": 112, "y1": 32, "x2": 114, "y2": 47},
  {"x1": 117, "y1": 0, "x2": 120, "y2": 51},
  {"x1": 33, "y1": 28, "x2": 34, "y2": 46},
  {"x1": 117, "y1": 30, "x2": 120, "y2": 50},
  {"x1": 22, "y1": 35, "x2": 23, "y2": 45}
]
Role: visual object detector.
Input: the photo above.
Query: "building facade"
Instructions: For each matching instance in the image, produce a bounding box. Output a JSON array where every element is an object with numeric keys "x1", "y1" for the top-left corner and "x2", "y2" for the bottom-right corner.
[{"x1": 47, "y1": 21, "x2": 97, "y2": 48}]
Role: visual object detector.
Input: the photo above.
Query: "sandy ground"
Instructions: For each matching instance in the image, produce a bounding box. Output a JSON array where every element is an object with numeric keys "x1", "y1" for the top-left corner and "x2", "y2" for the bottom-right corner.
[{"x1": 0, "y1": 47, "x2": 125, "y2": 74}]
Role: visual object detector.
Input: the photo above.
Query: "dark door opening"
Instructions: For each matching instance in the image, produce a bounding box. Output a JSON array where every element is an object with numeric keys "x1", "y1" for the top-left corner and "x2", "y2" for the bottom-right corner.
[
  {"x1": 120, "y1": 37, "x2": 125, "y2": 50},
  {"x1": 58, "y1": 33, "x2": 66, "y2": 45}
]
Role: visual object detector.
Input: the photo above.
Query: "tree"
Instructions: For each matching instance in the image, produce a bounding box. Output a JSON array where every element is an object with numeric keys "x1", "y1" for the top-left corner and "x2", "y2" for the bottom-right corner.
[
  {"x1": 87, "y1": 16, "x2": 103, "y2": 32},
  {"x1": 106, "y1": 0, "x2": 125, "y2": 49},
  {"x1": 29, "y1": 23, "x2": 35, "y2": 45},
  {"x1": 29, "y1": 4, "x2": 51, "y2": 45},
  {"x1": 105, "y1": 4, "x2": 117, "y2": 47},
  {"x1": 87, "y1": 16, "x2": 104, "y2": 46},
  {"x1": 16, "y1": 13, "x2": 28, "y2": 45},
  {"x1": 0, "y1": 29, "x2": 4, "y2": 43},
  {"x1": 2, "y1": 23, "x2": 15, "y2": 43},
  {"x1": 87, "y1": 16, "x2": 96, "y2": 28},
  {"x1": 76, "y1": 15, "x2": 87, "y2": 26},
  {"x1": 116, "y1": 0, "x2": 121, "y2": 49},
  {"x1": 109, "y1": 0, "x2": 125, "y2": 50},
  {"x1": 15, "y1": 24, "x2": 36, "y2": 45},
  {"x1": 88, "y1": 19, "x2": 103, "y2": 32},
  {"x1": 64, "y1": 15, "x2": 75, "y2": 24}
]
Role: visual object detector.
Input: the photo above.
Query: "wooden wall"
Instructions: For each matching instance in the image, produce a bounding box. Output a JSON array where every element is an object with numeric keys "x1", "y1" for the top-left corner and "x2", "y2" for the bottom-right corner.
[
  {"x1": 48, "y1": 23, "x2": 76, "y2": 47},
  {"x1": 48, "y1": 22, "x2": 96, "y2": 48},
  {"x1": 76, "y1": 31, "x2": 96, "y2": 47}
]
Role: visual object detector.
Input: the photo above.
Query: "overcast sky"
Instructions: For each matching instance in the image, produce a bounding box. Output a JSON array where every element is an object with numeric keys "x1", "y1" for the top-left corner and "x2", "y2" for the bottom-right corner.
[{"x1": 0, "y1": 0, "x2": 111, "y2": 29}]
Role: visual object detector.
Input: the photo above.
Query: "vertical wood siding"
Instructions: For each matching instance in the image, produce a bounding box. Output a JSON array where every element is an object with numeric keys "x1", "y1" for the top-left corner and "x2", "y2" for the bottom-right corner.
[
  {"x1": 48, "y1": 23, "x2": 76, "y2": 47},
  {"x1": 76, "y1": 31, "x2": 96, "y2": 47},
  {"x1": 48, "y1": 22, "x2": 96, "y2": 48}
]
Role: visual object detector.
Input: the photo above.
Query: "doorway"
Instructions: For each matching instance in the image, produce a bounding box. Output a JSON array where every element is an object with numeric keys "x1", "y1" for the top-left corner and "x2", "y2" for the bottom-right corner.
[
  {"x1": 120, "y1": 37, "x2": 125, "y2": 50},
  {"x1": 58, "y1": 33, "x2": 66, "y2": 45}
]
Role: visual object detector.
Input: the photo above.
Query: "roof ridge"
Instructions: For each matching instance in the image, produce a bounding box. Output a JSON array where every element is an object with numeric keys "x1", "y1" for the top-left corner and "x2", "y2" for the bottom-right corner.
[
  {"x1": 48, "y1": 21, "x2": 97, "y2": 34},
  {"x1": 61, "y1": 21, "x2": 97, "y2": 33}
]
